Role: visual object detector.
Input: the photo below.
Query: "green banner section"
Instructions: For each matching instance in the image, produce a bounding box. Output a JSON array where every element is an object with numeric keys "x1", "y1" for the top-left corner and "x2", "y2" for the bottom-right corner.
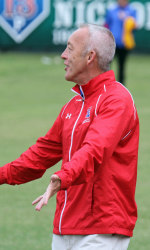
[{"x1": 0, "y1": 0, "x2": 150, "y2": 52}]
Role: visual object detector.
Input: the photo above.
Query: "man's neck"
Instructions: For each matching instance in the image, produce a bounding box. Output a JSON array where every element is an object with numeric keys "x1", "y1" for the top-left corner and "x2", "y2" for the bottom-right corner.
[{"x1": 76, "y1": 69, "x2": 104, "y2": 86}]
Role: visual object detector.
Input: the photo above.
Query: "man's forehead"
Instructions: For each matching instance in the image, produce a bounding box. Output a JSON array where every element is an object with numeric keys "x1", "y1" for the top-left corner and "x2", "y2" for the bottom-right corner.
[{"x1": 68, "y1": 27, "x2": 88, "y2": 44}]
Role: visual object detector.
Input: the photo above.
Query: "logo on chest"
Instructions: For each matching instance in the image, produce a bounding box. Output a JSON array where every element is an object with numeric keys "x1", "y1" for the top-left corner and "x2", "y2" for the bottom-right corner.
[
  {"x1": 82, "y1": 107, "x2": 92, "y2": 124},
  {"x1": 66, "y1": 113, "x2": 72, "y2": 119}
]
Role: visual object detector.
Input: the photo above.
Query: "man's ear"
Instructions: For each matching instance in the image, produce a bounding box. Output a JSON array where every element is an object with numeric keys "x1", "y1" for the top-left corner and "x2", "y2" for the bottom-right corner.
[{"x1": 87, "y1": 50, "x2": 96, "y2": 65}]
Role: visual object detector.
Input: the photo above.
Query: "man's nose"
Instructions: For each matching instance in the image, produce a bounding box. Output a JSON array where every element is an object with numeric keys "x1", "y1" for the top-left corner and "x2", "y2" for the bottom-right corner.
[{"x1": 61, "y1": 48, "x2": 67, "y2": 59}]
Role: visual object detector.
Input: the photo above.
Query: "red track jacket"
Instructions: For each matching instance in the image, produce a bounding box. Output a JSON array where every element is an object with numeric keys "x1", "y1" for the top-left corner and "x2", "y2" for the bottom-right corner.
[{"x1": 0, "y1": 70, "x2": 139, "y2": 237}]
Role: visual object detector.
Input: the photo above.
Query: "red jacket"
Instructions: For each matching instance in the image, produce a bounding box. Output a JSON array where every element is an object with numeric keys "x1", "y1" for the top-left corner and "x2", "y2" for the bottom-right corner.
[{"x1": 0, "y1": 70, "x2": 139, "y2": 237}]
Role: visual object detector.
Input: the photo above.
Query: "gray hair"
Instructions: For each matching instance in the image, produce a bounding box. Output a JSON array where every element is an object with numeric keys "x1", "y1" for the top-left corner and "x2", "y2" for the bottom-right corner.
[{"x1": 81, "y1": 24, "x2": 116, "y2": 72}]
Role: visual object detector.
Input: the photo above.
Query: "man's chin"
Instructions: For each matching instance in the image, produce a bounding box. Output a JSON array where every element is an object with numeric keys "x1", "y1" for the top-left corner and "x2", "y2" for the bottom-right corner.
[{"x1": 65, "y1": 74, "x2": 73, "y2": 82}]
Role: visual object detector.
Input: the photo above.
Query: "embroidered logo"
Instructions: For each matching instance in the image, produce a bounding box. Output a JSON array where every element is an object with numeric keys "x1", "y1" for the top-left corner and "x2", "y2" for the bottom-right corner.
[
  {"x1": 82, "y1": 107, "x2": 92, "y2": 124},
  {"x1": 66, "y1": 113, "x2": 72, "y2": 119}
]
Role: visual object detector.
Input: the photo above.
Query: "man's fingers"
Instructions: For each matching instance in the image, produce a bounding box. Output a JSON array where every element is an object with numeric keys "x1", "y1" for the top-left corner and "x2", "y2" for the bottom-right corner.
[
  {"x1": 32, "y1": 188, "x2": 51, "y2": 211},
  {"x1": 35, "y1": 198, "x2": 45, "y2": 211},
  {"x1": 32, "y1": 175, "x2": 61, "y2": 212},
  {"x1": 44, "y1": 184, "x2": 52, "y2": 204},
  {"x1": 32, "y1": 195, "x2": 43, "y2": 205}
]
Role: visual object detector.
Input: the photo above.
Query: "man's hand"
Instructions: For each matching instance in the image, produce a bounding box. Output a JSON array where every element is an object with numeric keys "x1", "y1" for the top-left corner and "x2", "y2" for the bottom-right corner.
[{"x1": 32, "y1": 174, "x2": 61, "y2": 211}]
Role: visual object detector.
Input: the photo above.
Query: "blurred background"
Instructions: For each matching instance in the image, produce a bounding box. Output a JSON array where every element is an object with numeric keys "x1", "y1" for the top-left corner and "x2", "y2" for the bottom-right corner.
[
  {"x1": 0, "y1": 0, "x2": 150, "y2": 250},
  {"x1": 0, "y1": 0, "x2": 150, "y2": 53}
]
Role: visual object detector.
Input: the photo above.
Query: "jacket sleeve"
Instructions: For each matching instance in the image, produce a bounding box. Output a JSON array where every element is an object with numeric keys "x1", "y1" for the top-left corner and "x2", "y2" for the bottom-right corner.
[
  {"x1": 55, "y1": 94, "x2": 138, "y2": 190},
  {"x1": 0, "y1": 112, "x2": 63, "y2": 185}
]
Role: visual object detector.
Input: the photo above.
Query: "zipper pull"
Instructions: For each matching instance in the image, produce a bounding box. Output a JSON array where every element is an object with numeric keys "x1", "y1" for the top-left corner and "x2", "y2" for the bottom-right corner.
[{"x1": 79, "y1": 86, "x2": 85, "y2": 102}]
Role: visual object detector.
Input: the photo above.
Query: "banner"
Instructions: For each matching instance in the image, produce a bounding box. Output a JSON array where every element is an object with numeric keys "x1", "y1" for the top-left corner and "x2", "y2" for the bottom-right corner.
[
  {"x1": 0, "y1": 0, "x2": 150, "y2": 52},
  {"x1": 0, "y1": 0, "x2": 50, "y2": 43}
]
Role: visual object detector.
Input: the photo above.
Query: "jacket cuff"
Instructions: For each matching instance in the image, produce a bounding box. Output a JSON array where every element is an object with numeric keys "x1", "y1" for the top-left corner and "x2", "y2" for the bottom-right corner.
[
  {"x1": 0, "y1": 165, "x2": 8, "y2": 184},
  {"x1": 54, "y1": 170, "x2": 72, "y2": 190}
]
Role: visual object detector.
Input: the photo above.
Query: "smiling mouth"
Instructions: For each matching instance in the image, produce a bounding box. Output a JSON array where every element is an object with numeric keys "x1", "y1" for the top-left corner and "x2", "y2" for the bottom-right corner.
[{"x1": 64, "y1": 65, "x2": 69, "y2": 71}]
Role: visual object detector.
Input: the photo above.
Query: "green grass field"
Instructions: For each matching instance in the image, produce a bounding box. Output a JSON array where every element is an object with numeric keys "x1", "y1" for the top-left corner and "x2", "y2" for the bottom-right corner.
[{"x1": 0, "y1": 52, "x2": 149, "y2": 250}]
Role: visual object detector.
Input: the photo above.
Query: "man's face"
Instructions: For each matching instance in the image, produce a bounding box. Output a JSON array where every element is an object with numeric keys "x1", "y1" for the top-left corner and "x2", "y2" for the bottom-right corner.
[
  {"x1": 61, "y1": 27, "x2": 89, "y2": 84},
  {"x1": 118, "y1": 0, "x2": 128, "y2": 7}
]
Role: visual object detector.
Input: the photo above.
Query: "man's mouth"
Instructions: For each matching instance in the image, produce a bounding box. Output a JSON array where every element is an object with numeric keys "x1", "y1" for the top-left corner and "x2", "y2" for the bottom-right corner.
[{"x1": 64, "y1": 64, "x2": 69, "y2": 71}]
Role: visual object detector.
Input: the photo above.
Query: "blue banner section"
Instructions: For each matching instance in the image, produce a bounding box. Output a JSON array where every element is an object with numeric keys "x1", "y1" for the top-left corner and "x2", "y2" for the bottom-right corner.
[
  {"x1": 0, "y1": 0, "x2": 41, "y2": 33},
  {"x1": 0, "y1": 0, "x2": 49, "y2": 43}
]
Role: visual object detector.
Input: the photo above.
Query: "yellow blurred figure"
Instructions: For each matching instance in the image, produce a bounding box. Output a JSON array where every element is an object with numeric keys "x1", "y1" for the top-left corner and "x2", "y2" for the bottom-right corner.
[{"x1": 123, "y1": 16, "x2": 137, "y2": 50}]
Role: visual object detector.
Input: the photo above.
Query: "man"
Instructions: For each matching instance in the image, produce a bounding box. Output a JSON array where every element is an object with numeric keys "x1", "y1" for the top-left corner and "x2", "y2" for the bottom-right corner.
[
  {"x1": 105, "y1": 0, "x2": 137, "y2": 85},
  {"x1": 0, "y1": 24, "x2": 139, "y2": 250}
]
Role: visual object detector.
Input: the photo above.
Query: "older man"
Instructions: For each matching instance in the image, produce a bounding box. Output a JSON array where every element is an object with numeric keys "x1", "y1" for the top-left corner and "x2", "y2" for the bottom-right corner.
[{"x1": 0, "y1": 24, "x2": 139, "y2": 250}]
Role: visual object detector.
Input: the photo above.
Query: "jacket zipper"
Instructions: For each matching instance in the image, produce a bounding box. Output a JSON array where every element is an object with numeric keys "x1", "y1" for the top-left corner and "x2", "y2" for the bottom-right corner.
[{"x1": 59, "y1": 87, "x2": 85, "y2": 234}]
